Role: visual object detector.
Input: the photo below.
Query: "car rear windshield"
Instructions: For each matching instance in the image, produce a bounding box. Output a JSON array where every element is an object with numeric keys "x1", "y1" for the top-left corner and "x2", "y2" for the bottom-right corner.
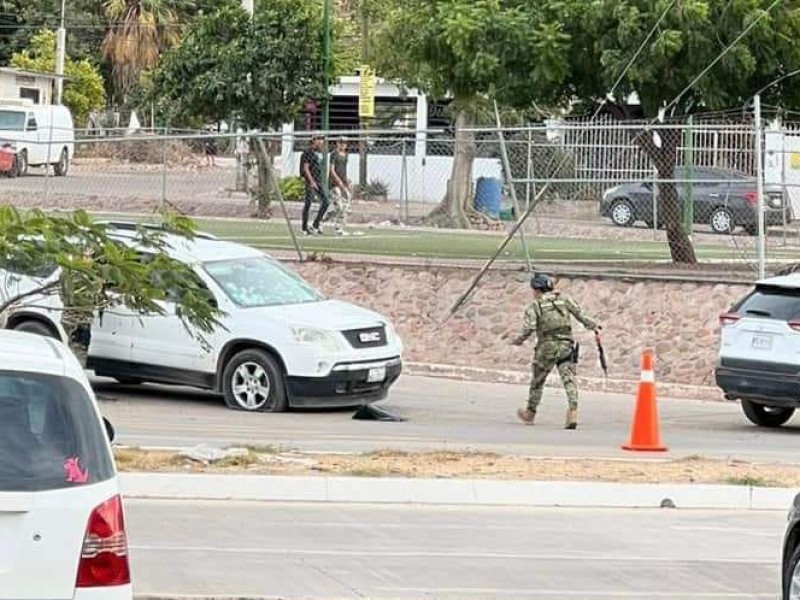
[
  {"x1": 0, "y1": 371, "x2": 114, "y2": 492},
  {"x1": 734, "y1": 285, "x2": 800, "y2": 321}
]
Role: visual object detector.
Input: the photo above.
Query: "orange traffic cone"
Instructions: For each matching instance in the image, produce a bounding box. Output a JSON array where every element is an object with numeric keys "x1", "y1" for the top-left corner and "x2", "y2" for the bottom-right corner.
[{"x1": 622, "y1": 349, "x2": 667, "y2": 452}]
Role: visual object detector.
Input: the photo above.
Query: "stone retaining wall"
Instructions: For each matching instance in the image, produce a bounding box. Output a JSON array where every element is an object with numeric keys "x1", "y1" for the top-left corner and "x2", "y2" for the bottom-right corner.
[{"x1": 293, "y1": 260, "x2": 751, "y2": 391}]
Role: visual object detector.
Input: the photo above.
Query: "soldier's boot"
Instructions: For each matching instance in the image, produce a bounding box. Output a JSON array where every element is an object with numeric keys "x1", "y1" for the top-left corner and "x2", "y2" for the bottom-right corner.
[
  {"x1": 565, "y1": 408, "x2": 578, "y2": 430},
  {"x1": 516, "y1": 408, "x2": 535, "y2": 426}
]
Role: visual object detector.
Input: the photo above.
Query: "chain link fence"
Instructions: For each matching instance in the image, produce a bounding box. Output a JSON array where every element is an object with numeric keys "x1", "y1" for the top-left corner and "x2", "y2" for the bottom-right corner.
[{"x1": 2, "y1": 120, "x2": 800, "y2": 278}]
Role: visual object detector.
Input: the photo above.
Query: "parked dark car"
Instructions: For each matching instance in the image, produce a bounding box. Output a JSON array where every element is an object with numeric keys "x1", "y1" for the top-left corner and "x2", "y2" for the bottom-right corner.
[
  {"x1": 599, "y1": 167, "x2": 792, "y2": 235},
  {"x1": 783, "y1": 492, "x2": 800, "y2": 599}
]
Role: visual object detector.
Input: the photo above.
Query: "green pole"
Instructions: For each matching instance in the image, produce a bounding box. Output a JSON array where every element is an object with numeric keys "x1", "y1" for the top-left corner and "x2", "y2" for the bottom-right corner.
[
  {"x1": 322, "y1": 0, "x2": 331, "y2": 191},
  {"x1": 684, "y1": 116, "x2": 694, "y2": 236}
]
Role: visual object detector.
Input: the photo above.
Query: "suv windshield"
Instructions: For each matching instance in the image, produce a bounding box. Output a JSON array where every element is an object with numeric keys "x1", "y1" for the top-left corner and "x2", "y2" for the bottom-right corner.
[
  {"x1": 0, "y1": 371, "x2": 114, "y2": 492},
  {"x1": 204, "y1": 256, "x2": 323, "y2": 308},
  {"x1": 734, "y1": 285, "x2": 800, "y2": 321}
]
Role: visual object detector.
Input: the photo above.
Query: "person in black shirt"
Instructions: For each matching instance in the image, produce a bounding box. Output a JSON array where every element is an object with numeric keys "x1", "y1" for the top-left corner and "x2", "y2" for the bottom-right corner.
[{"x1": 299, "y1": 135, "x2": 330, "y2": 235}]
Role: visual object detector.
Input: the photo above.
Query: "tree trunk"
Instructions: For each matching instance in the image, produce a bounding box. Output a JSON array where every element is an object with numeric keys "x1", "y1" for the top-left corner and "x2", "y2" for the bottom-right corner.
[
  {"x1": 61, "y1": 310, "x2": 91, "y2": 368},
  {"x1": 250, "y1": 137, "x2": 273, "y2": 219},
  {"x1": 638, "y1": 129, "x2": 698, "y2": 264},
  {"x1": 427, "y1": 110, "x2": 476, "y2": 228}
]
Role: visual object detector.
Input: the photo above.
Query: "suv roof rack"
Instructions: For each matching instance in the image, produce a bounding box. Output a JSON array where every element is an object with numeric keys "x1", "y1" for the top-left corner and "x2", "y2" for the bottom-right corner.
[{"x1": 98, "y1": 220, "x2": 218, "y2": 241}]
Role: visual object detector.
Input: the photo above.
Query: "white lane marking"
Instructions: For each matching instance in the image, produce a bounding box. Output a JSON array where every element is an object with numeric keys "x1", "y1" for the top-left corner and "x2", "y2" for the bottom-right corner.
[
  {"x1": 129, "y1": 545, "x2": 777, "y2": 564},
  {"x1": 671, "y1": 525, "x2": 779, "y2": 537},
  {"x1": 368, "y1": 588, "x2": 775, "y2": 598}
]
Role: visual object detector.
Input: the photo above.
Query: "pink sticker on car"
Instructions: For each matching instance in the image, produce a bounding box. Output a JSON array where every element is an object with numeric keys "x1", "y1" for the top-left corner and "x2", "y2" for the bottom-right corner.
[{"x1": 64, "y1": 457, "x2": 88, "y2": 483}]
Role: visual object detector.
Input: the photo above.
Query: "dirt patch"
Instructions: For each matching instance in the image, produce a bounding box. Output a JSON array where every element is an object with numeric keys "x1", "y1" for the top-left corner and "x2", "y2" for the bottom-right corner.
[
  {"x1": 114, "y1": 448, "x2": 800, "y2": 488},
  {"x1": 77, "y1": 137, "x2": 202, "y2": 166}
]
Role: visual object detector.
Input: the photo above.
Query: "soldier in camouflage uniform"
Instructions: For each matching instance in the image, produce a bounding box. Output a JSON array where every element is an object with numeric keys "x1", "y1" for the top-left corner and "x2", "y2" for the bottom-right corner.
[{"x1": 512, "y1": 273, "x2": 601, "y2": 429}]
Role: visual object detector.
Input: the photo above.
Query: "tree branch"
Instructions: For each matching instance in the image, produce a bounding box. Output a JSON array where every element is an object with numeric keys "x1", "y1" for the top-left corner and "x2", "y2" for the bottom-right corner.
[{"x1": 0, "y1": 280, "x2": 60, "y2": 317}]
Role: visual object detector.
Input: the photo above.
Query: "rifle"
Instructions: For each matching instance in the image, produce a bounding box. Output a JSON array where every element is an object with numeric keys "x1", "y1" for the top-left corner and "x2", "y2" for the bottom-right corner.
[{"x1": 595, "y1": 331, "x2": 608, "y2": 377}]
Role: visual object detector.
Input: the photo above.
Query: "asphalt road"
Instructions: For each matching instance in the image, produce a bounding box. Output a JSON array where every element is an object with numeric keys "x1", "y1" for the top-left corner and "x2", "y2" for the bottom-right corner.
[
  {"x1": 0, "y1": 166, "x2": 233, "y2": 203},
  {"x1": 126, "y1": 498, "x2": 785, "y2": 599},
  {"x1": 96, "y1": 374, "x2": 800, "y2": 463}
]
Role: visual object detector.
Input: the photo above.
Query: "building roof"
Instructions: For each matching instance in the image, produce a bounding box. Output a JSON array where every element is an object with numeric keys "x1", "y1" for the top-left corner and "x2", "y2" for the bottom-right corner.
[{"x1": 0, "y1": 67, "x2": 62, "y2": 80}]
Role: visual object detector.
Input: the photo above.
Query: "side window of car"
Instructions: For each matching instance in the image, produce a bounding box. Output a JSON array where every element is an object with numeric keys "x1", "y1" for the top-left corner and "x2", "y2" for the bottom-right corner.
[{"x1": 164, "y1": 271, "x2": 218, "y2": 309}]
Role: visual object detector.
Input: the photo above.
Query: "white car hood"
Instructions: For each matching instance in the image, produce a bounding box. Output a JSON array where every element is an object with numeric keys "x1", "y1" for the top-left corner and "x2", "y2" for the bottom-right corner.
[{"x1": 242, "y1": 299, "x2": 387, "y2": 331}]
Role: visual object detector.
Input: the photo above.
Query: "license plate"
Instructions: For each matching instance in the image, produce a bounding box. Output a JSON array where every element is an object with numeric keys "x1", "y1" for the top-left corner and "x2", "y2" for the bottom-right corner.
[
  {"x1": 367, "y1": 366, "x2": 386, "y2": 383},
  {"x1": 751, "y1": 334, "x2": 773, "y2": 351}
]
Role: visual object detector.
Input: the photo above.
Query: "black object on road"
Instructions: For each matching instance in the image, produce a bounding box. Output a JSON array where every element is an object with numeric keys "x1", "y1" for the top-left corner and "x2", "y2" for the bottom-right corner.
[
  {"x1": 595, "y1": 332, "x2": 608, "y2": 377},
  {"x1": 352, "y1": 403, "x2": 406, "y2": 422}
]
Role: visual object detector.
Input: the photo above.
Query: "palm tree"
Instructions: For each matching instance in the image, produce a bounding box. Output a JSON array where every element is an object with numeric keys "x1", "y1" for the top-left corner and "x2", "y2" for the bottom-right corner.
[{"x1": 102, "y1": 0, "x2": 189, "y2": 103}]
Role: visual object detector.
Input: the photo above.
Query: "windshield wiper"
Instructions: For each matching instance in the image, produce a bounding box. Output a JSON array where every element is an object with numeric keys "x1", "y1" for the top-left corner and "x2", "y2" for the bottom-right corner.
[{"x1": 745, "y1": 309, "x2": 772, "y2": 317}]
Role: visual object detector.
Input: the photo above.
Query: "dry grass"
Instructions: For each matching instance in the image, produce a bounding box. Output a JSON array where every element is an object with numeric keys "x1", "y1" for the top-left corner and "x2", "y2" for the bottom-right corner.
[{"x1": 112, "y1": 447, "x2": 800, "y2": 487}]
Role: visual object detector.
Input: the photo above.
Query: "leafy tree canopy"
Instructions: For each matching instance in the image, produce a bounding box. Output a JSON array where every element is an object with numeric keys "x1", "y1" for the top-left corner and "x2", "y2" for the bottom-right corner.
[
  {"x1": 147, "y1": 0, "x2": 326, "y2": 129},
  {"x1": 0, "y1": 207, "x2": 222, "y2": 363}
]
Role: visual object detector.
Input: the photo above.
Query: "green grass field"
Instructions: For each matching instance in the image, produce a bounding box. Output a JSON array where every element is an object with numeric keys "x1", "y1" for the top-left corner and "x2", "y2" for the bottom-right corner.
[{"x1": 90, "y1": 212, "x2": 779, "y2": 263}]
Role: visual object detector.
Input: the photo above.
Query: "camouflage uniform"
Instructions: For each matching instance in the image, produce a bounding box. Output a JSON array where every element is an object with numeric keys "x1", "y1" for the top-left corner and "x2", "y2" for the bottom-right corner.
[{"x1": 519, "y1": 291, "x2": 598, "y2": 419}]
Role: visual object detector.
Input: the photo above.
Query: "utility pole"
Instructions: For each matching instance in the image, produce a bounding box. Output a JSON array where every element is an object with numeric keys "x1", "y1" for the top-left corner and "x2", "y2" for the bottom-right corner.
[
  {"x1": 322, "y1": 0, "x2": 331, "y2": 190},
  {"x1": 54, "y1": 0, "x2": 66, "y2": 104},
  {"x1": 359, "y1": 0, "x2": 369, "y2": 187}
]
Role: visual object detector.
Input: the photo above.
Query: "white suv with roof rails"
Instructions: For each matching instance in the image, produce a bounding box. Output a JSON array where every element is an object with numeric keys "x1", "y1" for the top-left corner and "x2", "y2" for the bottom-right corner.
[
  {"x1": 0, "y1": 329, "x2": 130, "y2": 600},
  {"x1": 716, "y1": 272, "x2": 800, "y2": 427},
  {"x1": 0, "y1": 222, "x2": 403, "y2": 412}
]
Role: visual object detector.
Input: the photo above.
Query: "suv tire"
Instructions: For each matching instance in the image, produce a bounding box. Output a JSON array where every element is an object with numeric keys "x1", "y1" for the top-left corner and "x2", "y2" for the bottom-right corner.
[
  {"x1": 13, "y1": 319, "x2": 57, "y2": 338},
  {"x1": 609, "y1": 199, "x2": 635, "y2": 227},
  {"x1": 710, "y1": 207, "x2": 735, "y2": 234},
  {"x1": 741, "y1": 399, "x2": 794, "y2": 428},
  {"x1": 222, "y1": 348, "x2": 288, "y2": 413}
]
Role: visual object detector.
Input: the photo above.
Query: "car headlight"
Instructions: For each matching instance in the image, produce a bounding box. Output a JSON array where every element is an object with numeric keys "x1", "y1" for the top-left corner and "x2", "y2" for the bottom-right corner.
[
  {"x1": 384, "y1": 320, "x2": 403, "y2": 349},
  {"x1": 291, "y1": 327, "x2": 340, "y2": 353}
]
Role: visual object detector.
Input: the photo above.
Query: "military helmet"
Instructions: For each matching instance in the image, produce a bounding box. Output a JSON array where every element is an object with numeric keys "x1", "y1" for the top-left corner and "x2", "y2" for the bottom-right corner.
[{"x1": 530, "y1": 273, "x2": 553, "y2": 291}]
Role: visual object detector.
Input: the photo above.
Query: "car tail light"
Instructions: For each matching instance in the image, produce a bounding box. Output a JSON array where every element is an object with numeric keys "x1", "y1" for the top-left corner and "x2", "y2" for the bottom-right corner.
[
  {"x1": 719, "y1": 312, "x2": 741, "y2": 327},
  {"x1": 744, "y1": 192, "x2": 758, "y2": 204},
  {"x1": 76, "y1": 495, "x2": 130, "y2": 588},
  {"x1": 789, "y1": 321, "x2": 800, "y2": 332}
]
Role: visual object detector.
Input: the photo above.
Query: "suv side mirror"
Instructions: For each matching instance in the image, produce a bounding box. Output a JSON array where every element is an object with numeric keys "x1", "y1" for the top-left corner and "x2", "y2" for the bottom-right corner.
[
  {"x1": 26, "y1": 119, "x2": 37, "y2": 132},
  {"x1": 103, "y1": 417, "x2": 116, "y2": 443}
]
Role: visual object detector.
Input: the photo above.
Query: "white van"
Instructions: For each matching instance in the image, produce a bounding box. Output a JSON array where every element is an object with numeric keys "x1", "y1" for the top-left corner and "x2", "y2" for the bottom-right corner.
[{"x1": 0, "y1": 99, "x2": 75, "y2": 177}]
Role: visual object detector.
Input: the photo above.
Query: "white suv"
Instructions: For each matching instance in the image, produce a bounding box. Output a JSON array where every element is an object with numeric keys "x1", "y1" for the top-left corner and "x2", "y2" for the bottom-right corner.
[
  {"x1": 0, "y1": 330, "x2": 130, "y2": 600},
  {"x1": 716, "y1": 273, "x2": 800, "y2": 428},
  {"x1": 0, "y1": 223, "x2": 403, "y2": 412}
]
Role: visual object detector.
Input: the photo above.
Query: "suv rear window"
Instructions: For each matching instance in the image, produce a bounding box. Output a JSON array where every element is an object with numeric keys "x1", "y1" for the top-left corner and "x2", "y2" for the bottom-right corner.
[
  {"x1": 0, "y1": 371, "x2": 114, "y2": 492},
  {"x1": 734, "y1": 285, "x2": 800, "y2": 321}
]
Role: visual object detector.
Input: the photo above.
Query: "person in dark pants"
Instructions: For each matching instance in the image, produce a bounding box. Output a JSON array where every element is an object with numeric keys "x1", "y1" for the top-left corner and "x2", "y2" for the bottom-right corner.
[{"x1": 300, "y1": 135, "x2": 330, "y2": 235}]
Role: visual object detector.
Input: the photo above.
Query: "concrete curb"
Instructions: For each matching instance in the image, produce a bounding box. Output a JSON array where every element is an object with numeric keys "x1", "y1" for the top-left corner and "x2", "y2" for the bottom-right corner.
[
  {"x1": 120, "y1": 472, "x2": 796, "y2": 511},
  {"x1": 136, "y1": 597, "x2": 276, "y2": 599},
  {"x1": 404, "y1": 361, "x2": 722, "y2": 401}
]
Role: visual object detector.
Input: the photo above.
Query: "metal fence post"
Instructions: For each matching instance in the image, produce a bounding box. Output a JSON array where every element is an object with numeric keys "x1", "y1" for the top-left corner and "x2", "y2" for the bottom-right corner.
[
  {"x1": 755, "y1": 95, "x2": 766, "y2": 278},
  {"x1": 160, "y1": 125, "x2": 168, "y2": 211},
  {"x1": 400, "y1": 139, "x2": 409, "y2": 223},
  {"x1": 652, "y1": 167, "x2": 658, "y2": 239},
  {"x1": 525, "y1": 129, "x2": 532, "y2": 212},
  {"x1": 683, "y1": 116, "x2": 694, "y2": 238}
]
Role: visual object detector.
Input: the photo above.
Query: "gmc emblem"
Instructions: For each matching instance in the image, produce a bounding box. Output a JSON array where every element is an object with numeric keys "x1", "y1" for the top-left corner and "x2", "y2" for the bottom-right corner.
[{"x1": 359, "y1": 331, "x2": 381, "y2": 343}]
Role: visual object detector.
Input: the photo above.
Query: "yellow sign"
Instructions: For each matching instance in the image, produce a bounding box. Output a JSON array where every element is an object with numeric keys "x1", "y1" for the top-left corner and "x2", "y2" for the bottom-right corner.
[
  {"x1": 359, "y1": 65, "x2": 376, "y2": 118},
  {"x1": 791, "y1": 152, "x2": 800, "y2": 170}
]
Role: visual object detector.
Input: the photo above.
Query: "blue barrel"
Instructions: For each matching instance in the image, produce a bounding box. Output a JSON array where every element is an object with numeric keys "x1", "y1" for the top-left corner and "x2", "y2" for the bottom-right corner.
[{"x1": 474, "y1": 177, "x2": 502, "y2": 219}]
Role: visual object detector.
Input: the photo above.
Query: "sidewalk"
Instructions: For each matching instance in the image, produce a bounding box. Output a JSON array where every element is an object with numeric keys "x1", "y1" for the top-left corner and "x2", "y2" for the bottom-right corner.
[{"x1": 120, "y1": 471, "x2": 797, "y2": 512}]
